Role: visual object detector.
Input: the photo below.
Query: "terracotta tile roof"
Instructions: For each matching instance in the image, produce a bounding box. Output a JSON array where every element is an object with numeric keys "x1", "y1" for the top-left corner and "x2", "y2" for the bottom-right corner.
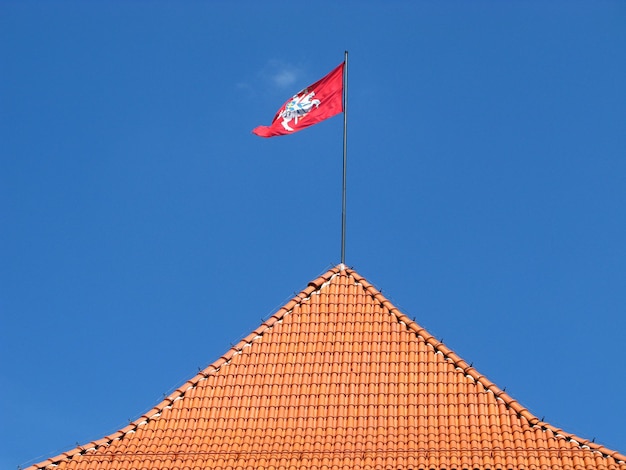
[{"x1": 29, "y1": 265, "x2": 626, "y2": 470}]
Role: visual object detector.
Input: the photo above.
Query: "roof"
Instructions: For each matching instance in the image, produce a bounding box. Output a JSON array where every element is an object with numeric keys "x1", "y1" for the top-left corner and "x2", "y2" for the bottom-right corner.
[{"x1": 28, "y1": 265, "x2": 626, "y2": 470}]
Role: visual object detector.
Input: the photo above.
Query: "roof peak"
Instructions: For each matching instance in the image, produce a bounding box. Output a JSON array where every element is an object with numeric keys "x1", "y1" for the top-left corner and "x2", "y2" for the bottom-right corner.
[{"x1": 28, "y1": 265, "x2": 626, "y2": 470}]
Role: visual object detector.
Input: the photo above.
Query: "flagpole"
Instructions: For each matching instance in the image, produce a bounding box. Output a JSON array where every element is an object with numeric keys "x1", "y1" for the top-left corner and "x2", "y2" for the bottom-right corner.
[{"x1": 341, "y1": 50, "x2": 348, "y2": 265}]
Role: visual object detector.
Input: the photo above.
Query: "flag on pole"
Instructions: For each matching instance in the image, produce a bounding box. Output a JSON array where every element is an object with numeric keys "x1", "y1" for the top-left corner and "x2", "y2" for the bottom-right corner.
[{"x1": 252, "y1": 62, "x2": 344, "y2": 138}]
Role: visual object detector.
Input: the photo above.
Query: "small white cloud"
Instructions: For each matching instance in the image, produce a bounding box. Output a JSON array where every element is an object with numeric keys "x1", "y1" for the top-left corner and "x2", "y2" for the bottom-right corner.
[
  {"x1": 235, "y1": 81, "x2": 252, "y2": 91},
  {"x1": 272, "y1": 68, "x2": 297, "y2": 88},
  {"x1": 260, "y1": 59, "x2": 302, "y2": 90}
]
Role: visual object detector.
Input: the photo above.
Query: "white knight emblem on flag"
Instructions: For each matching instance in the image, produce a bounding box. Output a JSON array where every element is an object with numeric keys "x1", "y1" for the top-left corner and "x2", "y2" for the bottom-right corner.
[{"x1": 279, "y1": 89, "x2": 321, "y2": 131}]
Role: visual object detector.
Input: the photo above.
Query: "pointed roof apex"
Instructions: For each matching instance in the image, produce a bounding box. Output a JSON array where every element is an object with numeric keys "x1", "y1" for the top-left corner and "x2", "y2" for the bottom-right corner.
[{"x1": 28, "y1": 266, "x2": 626, "y2": 470}]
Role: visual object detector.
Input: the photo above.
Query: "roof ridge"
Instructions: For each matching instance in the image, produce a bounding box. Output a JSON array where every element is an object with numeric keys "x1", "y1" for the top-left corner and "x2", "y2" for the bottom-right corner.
[
  {"x1": 28, "y1": 265, "x2": 345, "y2": 470},
  {"x1": 28, "y1": 264, "x2": 626, "y2": 469},
  {"x1": 345, "y1": 266, "x2": 626, "y2": 465}
]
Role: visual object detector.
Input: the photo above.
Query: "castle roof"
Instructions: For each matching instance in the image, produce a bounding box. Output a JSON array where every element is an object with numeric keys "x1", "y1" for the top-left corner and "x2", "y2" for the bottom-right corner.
[{"x1": 29, "y1": 265, "x2": 626, "y2": 470}]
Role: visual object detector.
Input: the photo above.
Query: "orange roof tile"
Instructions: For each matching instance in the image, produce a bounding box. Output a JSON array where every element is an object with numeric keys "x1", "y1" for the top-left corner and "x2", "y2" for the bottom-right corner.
[{"x1": 28, "y1": 265, "x2": 626, "y2": 470}]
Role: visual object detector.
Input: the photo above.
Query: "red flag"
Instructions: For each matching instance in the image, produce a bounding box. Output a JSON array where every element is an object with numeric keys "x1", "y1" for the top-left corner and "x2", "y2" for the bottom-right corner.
[{"x1": 253, "y1": 62, "x2": 344, "y2": 138}]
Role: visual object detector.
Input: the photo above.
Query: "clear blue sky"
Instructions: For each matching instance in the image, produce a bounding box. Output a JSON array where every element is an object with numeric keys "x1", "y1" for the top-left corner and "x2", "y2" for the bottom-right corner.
[{"x1": 2, "y1": 2, "x2": 625, "y2": 468}]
